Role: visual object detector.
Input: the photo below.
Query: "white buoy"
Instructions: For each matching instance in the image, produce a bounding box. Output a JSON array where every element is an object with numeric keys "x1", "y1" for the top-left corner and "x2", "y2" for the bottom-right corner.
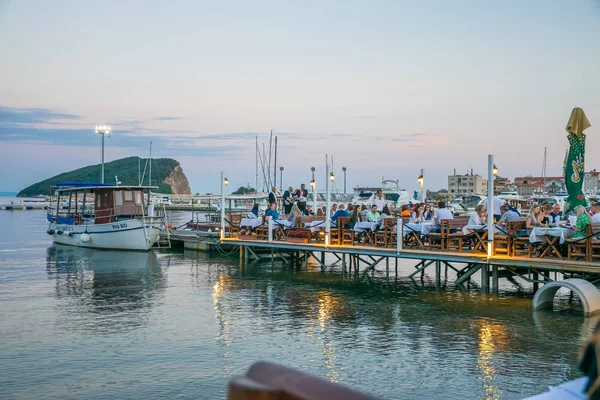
[{"x1": 80, "y1": 233, "x2": 91, "y2": 243}]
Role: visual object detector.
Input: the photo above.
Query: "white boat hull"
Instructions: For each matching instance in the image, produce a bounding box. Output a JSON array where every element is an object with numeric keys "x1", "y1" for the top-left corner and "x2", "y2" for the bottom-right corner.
[{"x1": 49, "y1": 218, "x2": 160, "y2": 251}]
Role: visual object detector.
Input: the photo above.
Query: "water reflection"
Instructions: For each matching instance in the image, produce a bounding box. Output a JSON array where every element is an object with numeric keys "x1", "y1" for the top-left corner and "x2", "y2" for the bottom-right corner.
[{"x1": 46, "y1": 245, "x2": 168, "y2": 334}]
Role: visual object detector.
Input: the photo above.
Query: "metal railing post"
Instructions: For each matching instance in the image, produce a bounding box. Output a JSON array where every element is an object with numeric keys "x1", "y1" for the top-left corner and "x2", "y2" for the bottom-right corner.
[
  {"x1": 268, "y1": 216, "x2": 273, "y2": 242},
  {"x1": 397, "y1": 218, "x2": 402, "y2": 254}
]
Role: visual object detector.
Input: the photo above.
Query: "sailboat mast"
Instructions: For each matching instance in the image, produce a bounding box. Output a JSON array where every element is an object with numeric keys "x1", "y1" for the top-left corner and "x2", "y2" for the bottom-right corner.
[
  {"x1": 274, "y1": 135, "x2": 277, "y2": 188},
  {"x1": 149, "y1": 141, "x2": 152, "y2": 188},
  {"x1": 255, "y1": 136, "x2": 258, "y2": 192}
]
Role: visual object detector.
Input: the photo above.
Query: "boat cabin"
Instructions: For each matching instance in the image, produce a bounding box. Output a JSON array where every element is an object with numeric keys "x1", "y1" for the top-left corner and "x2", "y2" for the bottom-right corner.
[{"x1": 48, "y1": 182, "x2": 156, "y2": 225}]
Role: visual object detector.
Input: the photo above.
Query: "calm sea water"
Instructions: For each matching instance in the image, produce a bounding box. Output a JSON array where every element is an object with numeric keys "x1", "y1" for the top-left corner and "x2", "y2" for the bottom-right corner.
[{"x1": 0, "y1": 210, "x2": 595, "y2": 399}]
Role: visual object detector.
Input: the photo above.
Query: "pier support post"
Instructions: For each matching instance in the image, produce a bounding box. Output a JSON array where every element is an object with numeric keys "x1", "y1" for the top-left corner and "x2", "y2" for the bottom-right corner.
[
  {"x1": 492, "y1": 265, "x2": 499, "y2": 295},
  {"x1": 320, "y1": 252, "x2": 325, "y2": 271},
  {"x1": 481, "y1": 264, "x2": 489, "y2": 294},
  {"x1": 436, "y1": 261, "x2": 441, "y2": 288}
]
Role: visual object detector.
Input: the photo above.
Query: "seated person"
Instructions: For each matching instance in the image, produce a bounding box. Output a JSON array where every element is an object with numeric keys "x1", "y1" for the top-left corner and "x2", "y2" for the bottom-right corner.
[
  {"x1": 496, "y1": 204, "x2": 520, "y2": 227},
  {"x1": 571, "y1": 205, "x2": 592, "y2": 239},
  {"x1": 548, "y1": 203, "x2": 563, "y2": 226},
  {"x1": 286, "y1": 204, "x2": 302, "y2": 227},
  {"x1": 400, "y1": 204, "x2": 411, "y2": 217},
  {"x1": 423, "y1": 204, "x2": 434, "y2": 220},
  {"x1": 526, "y1": 204, "x2": 544, "y2": 229},
  {"x1": 331, "y1": 204, "x2": 349, "y2": 224},
  {"x1": 410, "y1": 203, "x2": 425, "y2": 224},
  {"x1": 247, "y1": 203, "x2": 259, "y2": 218},
  {"x1": 265, "y1": 202, "x2": 279, "y2": 220},
  {"x1": 376, "y1": 206, "x2": 392, "y2": 230},
  {"x1": 592, "y1": 202, "x2": 600, "y2": 223},
  {"x1": 433, "y1": 201, "x2": 453, "y2": 226},
  {"x1": 359, "y1": 205, "x2": 368, "y2": 221},
  {"x1": 366, "y1": 205, "x2": 380, "y2": 222},
  {"x1": 303, "y1": 204, "x2": 314, "y2": 216},
  {"x1": 468, "y1": 204, "x2": 487, "y2": 226}
]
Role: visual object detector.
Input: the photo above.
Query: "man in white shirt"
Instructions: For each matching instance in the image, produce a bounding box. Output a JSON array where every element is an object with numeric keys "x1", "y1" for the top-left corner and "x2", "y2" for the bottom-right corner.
[
  {"x1": 492, "y1": 196, "x2": 504, "y2": 220},
  {"x1": 593, "y1": 202, "x2": 600, "y2": 223},
  {"x1": 372, "y1": 190, "x2": 385, "y2": 211},
  {"x1": 433, "y1": 201, "x2": 453, "y2": 225}
]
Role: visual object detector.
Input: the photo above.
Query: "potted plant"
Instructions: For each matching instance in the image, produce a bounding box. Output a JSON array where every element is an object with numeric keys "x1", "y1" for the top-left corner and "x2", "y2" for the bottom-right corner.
[
  {"x1": 238, "y1": 228, "x2": 258, "y2": 241},
  {"x1": 286, "y1": 230, "x2": 311, "y2": 243}
]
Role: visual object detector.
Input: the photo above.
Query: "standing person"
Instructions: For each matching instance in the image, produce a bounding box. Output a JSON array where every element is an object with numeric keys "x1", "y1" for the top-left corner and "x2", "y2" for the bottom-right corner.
[
  {"x1": 492, "y1": 195, "x2": 504, "y2": 221},
  {"x1": 282, "y1": 186, "x2": 295, "y2": 215},
  {"x1": 268, "y1": 186, "x2": 277, "y2": 206},
  {"x1": 373, "y1": 189, "x2": 385, "y2": 211},
  {"x1": 295, "y1": 184, "x2": 308, "y2": 212}
]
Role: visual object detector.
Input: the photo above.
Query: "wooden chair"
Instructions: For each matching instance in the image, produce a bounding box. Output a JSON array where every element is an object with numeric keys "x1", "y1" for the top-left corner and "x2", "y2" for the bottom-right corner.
[
  {"x1": 384, "y1": 218, "x2": 398, "y2": 248},
  {"x1": 228, "y1": 214, "x2": 242, "y2": 237},
  {"x1": 511, "y1": 221, "x2": 530, "y2": 257},
  {"x1": 341, "y1": 218, "x2": 355, "y2": 246},
  {"x1": 446, "y1": 219, "x2": 466, "y2": 253},
  {"x1": 494, "y1": 222, "x2": 511, "y2": 256},
  {"x1": 426, "y1": 220, "x2": 447, "y2": 251},
  {"x1": 588, "y1": 222, "x2": 600, "y2": 263},
  {"x1": 565, "y1": 223, "x2": 591, "y2": 261},
  {"x1": 330, "y1": 217, "x2": 348, "y2": 245},
  {"x1": 255, "y1": 216, "x2": 269, "y2": 240}
]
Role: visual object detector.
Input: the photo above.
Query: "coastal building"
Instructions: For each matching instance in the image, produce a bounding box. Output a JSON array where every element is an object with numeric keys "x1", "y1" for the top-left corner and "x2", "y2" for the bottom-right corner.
[
  {"x1": 493, "y1": 176, "x2": 512, "y2": 195},
  {"x1": 514, "y1": 176, "x2": 565, "y2": 195},
  {"x1": 448, "y1": 171, "x2": 487, "y2": 196},
  {"x1": 583, "y1": 170, "x2": 599, "y2": 194}
]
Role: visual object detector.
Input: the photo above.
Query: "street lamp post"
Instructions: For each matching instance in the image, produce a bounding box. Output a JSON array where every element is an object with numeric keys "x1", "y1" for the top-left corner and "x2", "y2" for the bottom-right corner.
[
  {"x1": 220, "y1": 172, "x2": 228, "y2": 240},
  {"x1": 487, "y1": 156, "x2": 495, "y2": 259},
  {"x1": 279, "y1": 166, "x2": 284, "y2": 192},
  {"x1": 417, "y1": 169, "x2": 424, "y2": 202},
  {"x1": 95, "y1": 125, "x2": 111, "y2": 183},
  {"x1": 342, "y1": 167, "x2": 347, "y2": 194}
]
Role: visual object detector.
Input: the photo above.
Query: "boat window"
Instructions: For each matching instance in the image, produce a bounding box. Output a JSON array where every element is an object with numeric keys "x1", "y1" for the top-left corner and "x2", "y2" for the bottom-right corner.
[
  {"x1": 124, "y1": 191, "x2": 133, "y2": 201},
  {"x1": 96, "y1": 194, "x2": 101, "y2": 208},
  {"x1": 135, "y1": 191, "x2": 142, "y2": 205},
  {"x1": 115, "y1": 191, "x2": 123, "y2": 206}
]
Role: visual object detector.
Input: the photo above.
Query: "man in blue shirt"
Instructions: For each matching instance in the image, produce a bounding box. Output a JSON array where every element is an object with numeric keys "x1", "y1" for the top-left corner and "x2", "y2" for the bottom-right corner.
[
  {"x1": 331, "y1": 204, "x2": 349, "y2": 224},
  {"x1": 265, "y1": 202, "x2": 279, "y2": 220}
]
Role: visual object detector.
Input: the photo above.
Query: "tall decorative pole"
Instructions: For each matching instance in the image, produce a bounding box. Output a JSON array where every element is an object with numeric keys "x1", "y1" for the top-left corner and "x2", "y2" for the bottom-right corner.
[
  {"x1": 487, "y1": 155, "x2": 494, "y2": 258},
  {"x1": 311, "y1": 167, "x2": 317, "y2": 212},
  {"x1": 220, "y1": 172, "x2": 228, "y2": 240},
  {"x1": 325, "y1": 157, "x2": 330, "y2": 245},
  {"x1": 95, "y1": 125, "x2": 111, "y2": 183}
]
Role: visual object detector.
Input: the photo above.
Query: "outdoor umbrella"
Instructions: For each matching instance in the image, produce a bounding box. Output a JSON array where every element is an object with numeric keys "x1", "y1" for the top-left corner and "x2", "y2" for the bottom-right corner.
[{"x1": 565, "y1": 107, "x2": 591, "y2": 210}]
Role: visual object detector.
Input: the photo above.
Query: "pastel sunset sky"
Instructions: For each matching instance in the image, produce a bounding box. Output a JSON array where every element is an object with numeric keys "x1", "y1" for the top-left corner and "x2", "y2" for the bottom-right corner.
[{"x1": 1, "y1": 0, "x2": 598, "y2": 194}]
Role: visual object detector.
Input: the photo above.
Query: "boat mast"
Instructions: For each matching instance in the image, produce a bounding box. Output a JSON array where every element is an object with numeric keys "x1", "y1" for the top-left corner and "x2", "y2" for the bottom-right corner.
[
  {"x1": 149, "y1": 141, "x2": 152, "y2": 190},
  {"x1": 255, "y1": 136, "x2": 258, "y2": 192},
  {"x1": 274, "y1": 135, "x2": 277, "y2": 190},
  {"x1": 267, "y1": 130, "x2": 273, "y2": 189},
  {"x1": 541, "y1": 146, "x2": 547, "y2": 192}
]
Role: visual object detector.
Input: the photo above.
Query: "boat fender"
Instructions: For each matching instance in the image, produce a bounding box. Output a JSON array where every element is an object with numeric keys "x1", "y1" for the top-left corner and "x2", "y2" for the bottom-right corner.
[
  {"x1": 47, "y1": 229, "x2": 55, "y2": 235},
  {"x1": 56, "y1": 230, "x2": 63, "y2": 235},
  {"x1": 80, "y1": 233, "x2": 91, "y2": 243},
  {"x1": 67, "y1": 231, "x2": 74, "y2": 237},
  {"x1": 167, "y1": 224, "x2": 174, "y2": 229}
]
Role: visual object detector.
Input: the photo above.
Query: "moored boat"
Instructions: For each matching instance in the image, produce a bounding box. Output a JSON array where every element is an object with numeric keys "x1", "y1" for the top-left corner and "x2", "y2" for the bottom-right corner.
[{"x1": 46, "y1": 182, "x2": 169, "y2": 251}]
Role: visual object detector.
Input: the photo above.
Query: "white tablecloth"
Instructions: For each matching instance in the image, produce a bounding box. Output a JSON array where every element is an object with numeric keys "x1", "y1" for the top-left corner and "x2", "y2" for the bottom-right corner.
[
  {"x1": 529, "y1": 227, "x2": 574, "y2": 244},
  {"x1": 462, "y1": 224, "x2": 487, "y2": 235},
  {"x1": 354, "y1": 221, "x2": 377, "y2": 233},
  {"x1": 402, "y1": 223, "x2": 432, "y2": 237},
  {"x1": 272, "y1": 219, "x2": 293, "y2": 230},
  {"x1": 240, "y1": 218, "x2": 263, "y2": 229},
  {"x1": 304, "y1": 220, "x2": 329, "y2": 233}
]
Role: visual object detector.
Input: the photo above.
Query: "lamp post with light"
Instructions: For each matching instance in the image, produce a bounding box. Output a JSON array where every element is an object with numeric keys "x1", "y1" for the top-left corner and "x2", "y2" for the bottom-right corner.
[
  {"x1": 417, "y1": 169, "x2": 424, "y2": 202},
  {"x1": 220, "y1": 172, "x2": 228, "y2": 240},
  {"x1": 279, "y1": 166, "x2": 284, "y2": 192},
  {"x1": 95, "y1": 125, "x2": 111, "y2": 183},
  {"x1": 342, "y1": 167, "x2": 347, "y2": 194},
  {"x1": 311, "y1": 167, "x2": 317, "y2": 214}
]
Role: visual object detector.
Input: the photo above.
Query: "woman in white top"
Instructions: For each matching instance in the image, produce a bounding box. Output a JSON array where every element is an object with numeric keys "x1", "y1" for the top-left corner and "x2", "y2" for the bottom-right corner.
[
  {"x1": 410, "y1": 203, "x2": 425, "y2": 224},
  {"x1": 468, "y1": 205, "x2": 487, "y2": 226}
]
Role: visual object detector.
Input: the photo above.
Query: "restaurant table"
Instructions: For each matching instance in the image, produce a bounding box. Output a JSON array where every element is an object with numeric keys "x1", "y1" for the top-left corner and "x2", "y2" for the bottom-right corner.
[
  {"x1": 304, "y1": 220, "x2": 330, "y2": 233},
  {"x1": 240, "y1": 218, "x2": 263, "y2": 229},
  {"x1": 353, "y1": 221, "x2": 377, "y2": 245},
  {"x1": 529, "y1": 226, "x2": 574, "y2": 259}
]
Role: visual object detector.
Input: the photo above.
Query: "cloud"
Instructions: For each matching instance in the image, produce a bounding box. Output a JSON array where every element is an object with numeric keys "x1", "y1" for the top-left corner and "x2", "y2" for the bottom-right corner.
[
  {"x1": 0, "y1": 106, "x2": 80, "y2": 124},
  {"x1": 153, "y1": 116, "x2": 182, "y2": 121}
]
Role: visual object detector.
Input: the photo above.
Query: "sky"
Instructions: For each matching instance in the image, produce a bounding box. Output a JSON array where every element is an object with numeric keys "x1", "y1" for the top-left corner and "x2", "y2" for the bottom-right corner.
[{"x1": 1, "y1": 0, "x2": 599, "y2": 194}]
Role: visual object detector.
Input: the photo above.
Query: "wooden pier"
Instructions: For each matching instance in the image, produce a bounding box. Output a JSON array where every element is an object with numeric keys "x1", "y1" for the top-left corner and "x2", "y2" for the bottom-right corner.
[{"x1": 226, "y1": 238, "x2": 600, "y2": 294}]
